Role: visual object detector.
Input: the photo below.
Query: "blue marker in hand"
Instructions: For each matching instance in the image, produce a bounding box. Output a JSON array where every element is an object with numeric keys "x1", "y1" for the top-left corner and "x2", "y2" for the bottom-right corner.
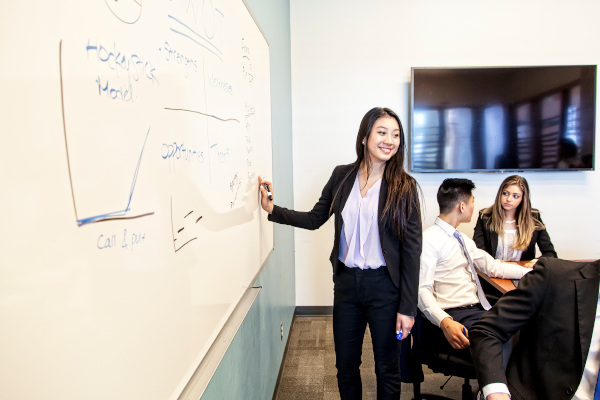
[
  {"x1": 463, "y1": 327, "x2": 471, "y2": 350},
  {"x1": 396, "y1": 331, "x2": 402, "y2": 340}
]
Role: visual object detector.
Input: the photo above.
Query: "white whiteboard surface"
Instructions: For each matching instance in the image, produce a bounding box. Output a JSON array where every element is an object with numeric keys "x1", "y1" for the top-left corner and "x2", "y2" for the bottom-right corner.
[{"x1": 0, "y1": 1, "x2": 273, "y2": 399}]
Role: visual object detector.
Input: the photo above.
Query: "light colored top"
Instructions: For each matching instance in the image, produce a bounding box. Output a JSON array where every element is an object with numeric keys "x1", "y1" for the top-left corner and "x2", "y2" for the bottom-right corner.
[
  {"x1": 338, "y1": 175, "x2": 385, "y2": 269},
  {"x1": 418, "y1": 217, "x2": 530, "y2": 327},
  {"x1": 573, "y1": 287, "x2": 600, "y2": 399},
  {"x1": 495, "y1": 220, "x2": 523, "y2": 261},
  {"x1": 483, "y1": 287, "x2": 600, "y2": 399}
]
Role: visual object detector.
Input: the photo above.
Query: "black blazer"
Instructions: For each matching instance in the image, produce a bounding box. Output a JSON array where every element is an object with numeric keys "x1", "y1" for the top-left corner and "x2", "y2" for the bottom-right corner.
[
  {"x1": 470, "y1": 258, "x2": 600, "y2": 400},
  {"x1": 268, "y1": 164, "x2": 422, "y2": 317},
  {"x1": 473, "y1": 210, "x2": 557, "y2": 260}
]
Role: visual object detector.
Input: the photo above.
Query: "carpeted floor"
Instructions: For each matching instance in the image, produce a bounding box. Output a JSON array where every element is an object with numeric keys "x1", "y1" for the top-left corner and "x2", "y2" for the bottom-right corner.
[{"x1": 275, "y1": 316, "x2": 477, "y2": 400}]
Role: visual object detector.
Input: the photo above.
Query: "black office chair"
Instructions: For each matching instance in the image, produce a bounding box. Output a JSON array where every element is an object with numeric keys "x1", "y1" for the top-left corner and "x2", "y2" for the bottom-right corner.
[{"x1": 400, "y1": 312, "x2": 478, "y2": 400}]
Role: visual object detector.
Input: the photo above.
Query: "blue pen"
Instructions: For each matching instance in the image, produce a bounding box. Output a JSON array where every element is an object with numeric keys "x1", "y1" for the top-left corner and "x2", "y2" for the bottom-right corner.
[
  {"x1": 396, "y1": 331, "x2": 402, "y2": 340},
  {"x1": 463, "y1": 327, "x2": 472, "y2": 352}
]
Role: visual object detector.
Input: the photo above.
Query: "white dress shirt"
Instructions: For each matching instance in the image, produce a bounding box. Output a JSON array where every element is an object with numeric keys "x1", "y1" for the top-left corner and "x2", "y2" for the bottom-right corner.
[
  {"x1": 418, "y1": 217, "x2": 531, "y2": 327},
  {"x1": 570, "y1": 287, "x2": 600, "y2": 398}
]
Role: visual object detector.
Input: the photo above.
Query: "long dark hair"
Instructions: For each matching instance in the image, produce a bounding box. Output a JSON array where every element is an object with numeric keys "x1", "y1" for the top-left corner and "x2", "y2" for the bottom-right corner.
[
  {"x1": 332, "y1": 107, "x2": 421, "y2": 240},
  {"x1": 481, "y1": 175, "x2": 544, "y2": 251}
]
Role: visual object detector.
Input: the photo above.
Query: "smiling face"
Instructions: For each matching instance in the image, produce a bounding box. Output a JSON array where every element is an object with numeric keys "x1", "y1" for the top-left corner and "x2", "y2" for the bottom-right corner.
[
  {"x1": 366, "y1": 116, "x2": 400, "y2": 168},
  {"x1": 501, "y1": 184, "x2": 523, "y2": 214}
]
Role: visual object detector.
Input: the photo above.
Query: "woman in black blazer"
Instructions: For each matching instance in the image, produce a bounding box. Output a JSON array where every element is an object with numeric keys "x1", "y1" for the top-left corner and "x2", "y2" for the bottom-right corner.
[
  {"x1": 259, "y1": 107, "x2": 422, "y2": 400},
  {"x1": 473, "y1": 175, "x2": 556, "y2": 262}
]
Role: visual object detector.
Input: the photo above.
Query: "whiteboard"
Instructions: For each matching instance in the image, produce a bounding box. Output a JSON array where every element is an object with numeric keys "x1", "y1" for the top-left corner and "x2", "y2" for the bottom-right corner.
[{"x1": 0, "y1": 1, "x2": 273, "y2": 399}]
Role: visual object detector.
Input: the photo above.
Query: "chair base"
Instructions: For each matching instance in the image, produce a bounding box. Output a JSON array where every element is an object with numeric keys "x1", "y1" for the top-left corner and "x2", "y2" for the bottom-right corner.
[
  {"x1": 412, "y1": 377, "x2": 475, "y2": 400},
  {"x1": 413, "y1": 394, "x2": 456, "y2": 400}
]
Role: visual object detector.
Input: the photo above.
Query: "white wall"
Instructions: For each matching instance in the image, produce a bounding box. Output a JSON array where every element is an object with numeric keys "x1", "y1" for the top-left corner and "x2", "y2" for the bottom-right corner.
[{"x1": 290, "y1": 0, "x2": 600, "y2": 306}]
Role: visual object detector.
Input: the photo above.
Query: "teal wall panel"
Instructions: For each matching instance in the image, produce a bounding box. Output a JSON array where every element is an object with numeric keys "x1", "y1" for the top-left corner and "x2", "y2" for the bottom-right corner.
[{"x1": 200, "y1": 0, "x2": 294, "y2": 399}]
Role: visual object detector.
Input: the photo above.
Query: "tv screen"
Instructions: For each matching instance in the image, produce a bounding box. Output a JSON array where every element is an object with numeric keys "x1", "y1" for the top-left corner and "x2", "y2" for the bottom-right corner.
[{"x1": 410, "y1": 65, "x2": 597, "y2": 172}]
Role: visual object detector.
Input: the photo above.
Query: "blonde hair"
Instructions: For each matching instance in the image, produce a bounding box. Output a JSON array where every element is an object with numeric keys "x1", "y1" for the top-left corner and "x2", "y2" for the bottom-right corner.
[{"x1": 480, "y1": 175, "x2": 544, "y2": 251}]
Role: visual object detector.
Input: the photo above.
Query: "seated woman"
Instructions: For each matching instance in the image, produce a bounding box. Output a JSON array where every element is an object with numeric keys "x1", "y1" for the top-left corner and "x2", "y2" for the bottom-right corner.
[{"x1": 473, "y1": 175, "x2": 557, "y2": 264}]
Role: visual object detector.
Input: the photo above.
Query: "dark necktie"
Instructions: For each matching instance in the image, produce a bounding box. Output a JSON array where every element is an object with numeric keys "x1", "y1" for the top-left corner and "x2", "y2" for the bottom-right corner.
[{"x1": 453, "y1": 230, "x2": 491, "y2": 310}]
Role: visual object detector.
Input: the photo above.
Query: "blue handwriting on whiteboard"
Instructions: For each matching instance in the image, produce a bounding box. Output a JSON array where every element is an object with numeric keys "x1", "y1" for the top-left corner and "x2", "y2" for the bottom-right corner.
[
  {"x1": 229, "y1": 173, "x2": 241, "y2": 208},
  {"x1": 210, "y1": 143, "x2": 230, "y2": 163},
  {"x1": 96, "y1": 76, "x2": 133, "y2": 102},
  {"x1": 208, "y1": 73, "x2": 233, "y2": 95},
  {"x1": 167, "y1": 14, "x2": 223, "y2": 61},
  {"x1": 97, "y1": 229, "x2": 146, "y2": 251},
  {"x1": 161, "y1": 142, "x2": 205, "y2": 163},
  {"x1": 241, "y1": 38, "x2": 253, "y2": 84},
  {"x1": 159, "y1": 42, "x2": 199, "y2": 77},
  {"x1": 86, "y1": 40, "x2": 159, "y2": 84},
  {"x1": 97, "y1": 233, "x2": 117, "y2": 249},
  {"x1": 76, "y1": 128, "x2": 153, "y2": 226}
]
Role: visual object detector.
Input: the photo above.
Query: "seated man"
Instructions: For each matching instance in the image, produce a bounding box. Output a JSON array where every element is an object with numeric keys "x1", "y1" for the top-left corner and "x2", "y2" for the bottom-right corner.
[
  {"x1": 470, "y1": 257, "x2": 600, "y2": 400},
  {"x1": 418, "y1": 178, "x2": 531, "y2": 350}
]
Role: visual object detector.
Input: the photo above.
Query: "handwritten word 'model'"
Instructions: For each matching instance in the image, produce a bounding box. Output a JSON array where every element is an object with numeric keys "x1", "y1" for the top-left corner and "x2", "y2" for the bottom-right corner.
[{"x1": 96, "y1": 76, "x2": 133, "y2": 102}]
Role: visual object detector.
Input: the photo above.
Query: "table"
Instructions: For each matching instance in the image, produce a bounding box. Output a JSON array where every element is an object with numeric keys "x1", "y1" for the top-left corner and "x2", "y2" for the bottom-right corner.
[
  {"x1": 477, "y1": 271, "x2": 518, "y2": 294},
  {"x1": 477, "y1": 259, "x2": 596, "y2": 295}
]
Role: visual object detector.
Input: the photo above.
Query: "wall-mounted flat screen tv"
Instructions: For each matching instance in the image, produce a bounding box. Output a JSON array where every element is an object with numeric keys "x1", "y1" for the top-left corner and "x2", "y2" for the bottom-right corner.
[{"x1": 410, "y1": 65, "x2": 597, "y2": 172}]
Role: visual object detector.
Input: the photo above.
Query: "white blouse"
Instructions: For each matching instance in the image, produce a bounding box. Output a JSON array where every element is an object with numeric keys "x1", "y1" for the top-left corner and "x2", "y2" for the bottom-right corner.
[
  {"x1": 338, "y1": 175, "x2": 386, "y2": 269},
  {"x1": 495, "y1": 220, "x2": 523, "y2": 261}
]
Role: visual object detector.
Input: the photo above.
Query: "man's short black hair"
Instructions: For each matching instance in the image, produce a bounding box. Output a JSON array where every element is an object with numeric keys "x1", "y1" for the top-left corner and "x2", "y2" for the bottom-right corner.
[{"x1": 437, "y1": 178, "x2": 476, "y2": 214}]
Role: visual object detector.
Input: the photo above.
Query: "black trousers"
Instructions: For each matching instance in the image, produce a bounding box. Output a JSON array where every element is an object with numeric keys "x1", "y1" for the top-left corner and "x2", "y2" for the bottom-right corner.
[
  {"x1": 332, "y1": 264, "x2": 400, "y2": 400},
  {"x1": 445, "y1": 303, "x2": 512, "y2": 367},
  {"x1": 445, "y1": 304, "x2": 486, "y2": 329}
]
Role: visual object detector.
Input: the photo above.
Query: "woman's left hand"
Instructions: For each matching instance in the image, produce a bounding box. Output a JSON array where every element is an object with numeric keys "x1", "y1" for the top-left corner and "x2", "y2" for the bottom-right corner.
[{"x1": 396, "y1": 313, "x2": 415, "y2": 341}]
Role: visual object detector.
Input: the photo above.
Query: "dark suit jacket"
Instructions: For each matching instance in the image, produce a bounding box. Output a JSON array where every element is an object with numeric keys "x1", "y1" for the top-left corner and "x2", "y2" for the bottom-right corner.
[
  {"x1": 470, "y1": 258, "x2": 600, "y2": 400},
  {"x1": 473, "y1": 211, "x2": 557, "y2": 260},
  {"x1": 268, "y1": 164, "x2": 422, "y2": 317}
]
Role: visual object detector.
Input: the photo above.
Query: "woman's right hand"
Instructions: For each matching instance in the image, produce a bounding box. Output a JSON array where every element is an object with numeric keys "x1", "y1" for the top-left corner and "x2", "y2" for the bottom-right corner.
[{"x1": 258, "y1": 176, "x2": 274, "y2": 214}]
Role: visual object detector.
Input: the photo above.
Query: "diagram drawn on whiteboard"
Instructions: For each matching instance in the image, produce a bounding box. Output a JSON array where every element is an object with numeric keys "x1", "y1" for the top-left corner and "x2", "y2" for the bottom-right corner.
[{"x1": 59, "y1": 40, "x2": 155, "y2": 226}]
